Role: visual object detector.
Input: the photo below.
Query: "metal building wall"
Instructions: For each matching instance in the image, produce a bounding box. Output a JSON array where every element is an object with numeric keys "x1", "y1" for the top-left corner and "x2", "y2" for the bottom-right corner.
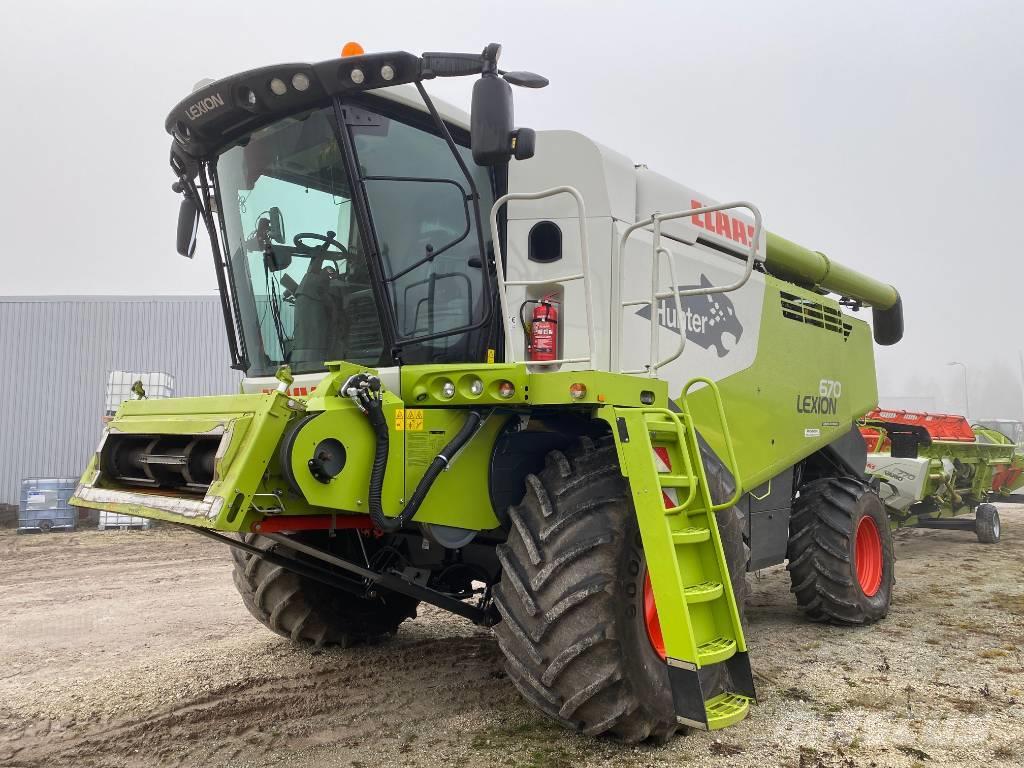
[{"x1": 0, "y1": 296, "x2": 242, "y2": 503}]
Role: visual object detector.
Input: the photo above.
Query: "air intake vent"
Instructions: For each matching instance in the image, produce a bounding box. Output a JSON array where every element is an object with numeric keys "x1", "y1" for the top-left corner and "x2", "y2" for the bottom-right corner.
[{"x1": 780, "y1": 291, "x2": 852, "y2": 340}]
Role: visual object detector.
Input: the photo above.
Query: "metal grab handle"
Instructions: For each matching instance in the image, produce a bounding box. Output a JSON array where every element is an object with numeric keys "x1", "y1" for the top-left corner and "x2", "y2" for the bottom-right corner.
[
  {"x1": 641, "y1": 407, "x2": 700, "y2": 515},
  {"x1": 615, "y1": 201, "x2": 763, "y2": 375},
  {"x1": 681, "y1": 377, "x2": 742, "y2": 511},
  {"x1": 489, "y1": 186, "x2": 596, "y2": 366}
]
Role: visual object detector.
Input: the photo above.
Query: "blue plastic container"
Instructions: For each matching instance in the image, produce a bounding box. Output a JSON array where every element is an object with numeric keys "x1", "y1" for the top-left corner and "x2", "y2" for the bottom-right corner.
[{"x1": 17, "y1": 478, "x2": 79, "y2": 533}]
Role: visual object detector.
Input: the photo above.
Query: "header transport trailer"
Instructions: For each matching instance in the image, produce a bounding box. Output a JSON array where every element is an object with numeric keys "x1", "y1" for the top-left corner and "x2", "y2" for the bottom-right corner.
[
  {"x1": 861, "y1": 409, "x2": 1024, "y2": 544},
  {"x1": 72, "y1": 43, "x2": 904, "y2": 742}
]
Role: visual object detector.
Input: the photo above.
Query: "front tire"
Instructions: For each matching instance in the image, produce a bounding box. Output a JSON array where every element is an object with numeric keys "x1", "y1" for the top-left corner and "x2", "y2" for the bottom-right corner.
[
  {"x1": 975, "y1": 503, "x2": 1001, "y2": 544},
  {"x1": 787, "y1": 476, "x2": 895, "y2": 625},
  {"x1": 492, "y1": 437, "x2": 747, "y2": 743},
  {"x1": 231, "y1": 532, "x2": 418, "y2": 648}
]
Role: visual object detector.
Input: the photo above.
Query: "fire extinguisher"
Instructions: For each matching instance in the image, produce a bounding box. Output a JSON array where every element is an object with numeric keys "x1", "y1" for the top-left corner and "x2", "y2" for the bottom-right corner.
[{"x1": 528, "y1": 298, "x2": 558, "y2": 362}]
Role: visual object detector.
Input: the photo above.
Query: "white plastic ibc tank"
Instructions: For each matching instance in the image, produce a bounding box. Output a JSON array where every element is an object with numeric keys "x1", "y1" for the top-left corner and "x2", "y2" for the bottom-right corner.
[
  {"x1": 104, "y1": 370, "x2": 176, "y2": 417},
  {"x1": 100, "y1": 370, "x2": 175, "y2": 531}
]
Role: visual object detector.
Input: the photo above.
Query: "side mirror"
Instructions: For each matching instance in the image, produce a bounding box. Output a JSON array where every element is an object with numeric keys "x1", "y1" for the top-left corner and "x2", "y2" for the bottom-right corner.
[
  {"x1": 176, "y1": 198, "x2": 199, "y2": 258},
  {"x1": 269, "y1": 206, "x2": 286, "y2": 243},
  {"x1": 471, "y1": 72, "x2": 514, "y2": 166}
]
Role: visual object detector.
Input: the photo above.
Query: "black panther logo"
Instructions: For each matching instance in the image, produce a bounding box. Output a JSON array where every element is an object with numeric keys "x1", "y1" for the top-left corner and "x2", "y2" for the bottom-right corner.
[{"x1": 635, "y1": 274, "x2": 743, "y2": 357}]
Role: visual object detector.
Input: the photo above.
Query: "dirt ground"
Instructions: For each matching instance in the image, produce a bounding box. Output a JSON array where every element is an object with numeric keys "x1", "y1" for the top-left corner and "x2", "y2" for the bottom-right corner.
[{"x1": 1, "y1": 508, "x2": 1022, "y2": 768}]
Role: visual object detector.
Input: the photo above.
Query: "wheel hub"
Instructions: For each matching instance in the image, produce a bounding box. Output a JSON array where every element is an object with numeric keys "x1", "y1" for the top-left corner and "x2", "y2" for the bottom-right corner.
[{"x1": 854, "y1": 515, "x2": 883, "y2": 597}]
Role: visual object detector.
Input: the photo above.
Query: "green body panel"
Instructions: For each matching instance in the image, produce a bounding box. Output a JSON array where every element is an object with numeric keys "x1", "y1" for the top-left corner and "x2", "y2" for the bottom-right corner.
[
  {"x1": 400, "y1": 364, "x2": 669, "y2": 409},
  {"x1": 398, "y1": 408, "x2": 508, "y2": 529},
  {"x1": 72, "y1": 392, "x2": 301, "y2": 531},
  {"x1": 683, "y1": 274, "x2": 879, "y2": 491}
]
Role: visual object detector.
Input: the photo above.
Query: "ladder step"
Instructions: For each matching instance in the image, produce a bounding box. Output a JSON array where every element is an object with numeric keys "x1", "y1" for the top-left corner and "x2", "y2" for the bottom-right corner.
[
  {"x1": 658, "y1": 474, "x2": 694, "y2": 489},
  {"x1": 671, "y1": 526, "x2": 711, "y2": 545},
  {"x1": 684, "y1": 580, "x2": 724, "y2": 603},
  {"x1": 697, "y1": 636, "x2": 737, "y2": 666},
  {"x1": 645, "y1": 419, "x2": 684, "y2": 434},
  {"x1": 704, "y1": 692, "x2": 752, "y2": 731}
]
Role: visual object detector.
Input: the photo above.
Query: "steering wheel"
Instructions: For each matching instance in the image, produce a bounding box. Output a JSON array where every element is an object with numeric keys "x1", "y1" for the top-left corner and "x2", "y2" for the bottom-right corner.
[{"x1": 293, "y1": 231, "x2": 349, "y2": 256}]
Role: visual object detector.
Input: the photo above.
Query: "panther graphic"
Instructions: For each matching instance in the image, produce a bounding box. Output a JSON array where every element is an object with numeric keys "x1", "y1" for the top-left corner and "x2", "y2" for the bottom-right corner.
[{"x1": 635, "y1": 274, "x2": 743, "y2": 358}]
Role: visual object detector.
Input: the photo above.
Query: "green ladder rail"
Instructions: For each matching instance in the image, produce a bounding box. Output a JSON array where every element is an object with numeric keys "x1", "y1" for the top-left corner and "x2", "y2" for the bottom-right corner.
[{"x1": 608, "y1": 380, "x2": 755, "y2": 730}]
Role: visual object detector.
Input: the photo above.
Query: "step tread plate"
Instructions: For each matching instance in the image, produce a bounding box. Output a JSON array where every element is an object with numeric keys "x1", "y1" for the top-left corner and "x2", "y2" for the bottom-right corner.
[
  {"x1": 684, "y1": 580, "x2": 724, "y2": 603},
  {"x1": 704, "y1": 692, "x2": 752, "y2": 731},
  {"x1": 697, "y1": 636, "x2": 737, "y2": 666}
]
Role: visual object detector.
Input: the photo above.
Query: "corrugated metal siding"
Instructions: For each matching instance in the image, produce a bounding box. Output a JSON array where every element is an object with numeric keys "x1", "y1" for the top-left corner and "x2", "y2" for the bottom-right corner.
[{"x1": 0, "y1": 296, "x2": 242, "y2": 503}]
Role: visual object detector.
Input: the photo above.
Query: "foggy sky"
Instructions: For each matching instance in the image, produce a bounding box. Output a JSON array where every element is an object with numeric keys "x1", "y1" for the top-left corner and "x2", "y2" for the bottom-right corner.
[{"x1": 2, "y1": 0, "x2": 1021, "y2": 413}]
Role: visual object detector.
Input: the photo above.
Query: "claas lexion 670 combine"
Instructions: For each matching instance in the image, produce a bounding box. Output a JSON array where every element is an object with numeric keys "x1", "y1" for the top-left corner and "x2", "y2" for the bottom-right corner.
[{"x1": 72, "y1": 43, "x2": 906, "y2": 740}]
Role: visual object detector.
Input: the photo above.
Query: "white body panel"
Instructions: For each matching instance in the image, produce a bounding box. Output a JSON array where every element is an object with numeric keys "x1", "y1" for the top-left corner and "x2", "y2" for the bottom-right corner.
[
  {"x1": 505, "y1": 130, "x2": 764, "y2": 382},
  {"x1": 865, "y1": 454, "x2": 931, "y2": 511}
]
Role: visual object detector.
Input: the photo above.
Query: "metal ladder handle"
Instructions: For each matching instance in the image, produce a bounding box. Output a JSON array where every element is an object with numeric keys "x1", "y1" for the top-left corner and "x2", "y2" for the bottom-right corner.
[
  {"x1": 641, "y1": 406, "x2": 699, "y2": 514},
  {"x1": 650, "y1": 246, "x2": 686, "y2": 374},
  {"x1": 681, "y1": 377, "x2": 742, "y2": 511},
  {"x1": 488, "y1": 186, "x2": 596, "y2": 366},
  {"x1": 615, "y1": 201, "x2": 763, "y2": 374},
  {"x1": 656, "y1": 202, "x2": 762, "y2": 298}
]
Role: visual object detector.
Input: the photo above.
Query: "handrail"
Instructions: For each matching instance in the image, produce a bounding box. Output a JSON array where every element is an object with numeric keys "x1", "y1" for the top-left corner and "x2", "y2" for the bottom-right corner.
[
  {"x1": 681, "y1": 377, "x2": 742, "y2": 511},
  {"x1": 615, "y1": 202, "x2": 763, "y2": 376},
  {"x1": 488, "y1": 186, "x2": 596, "y2": 367},
  {"x1": 640, "y1": 406, "x2": 699, "y2": 514}
]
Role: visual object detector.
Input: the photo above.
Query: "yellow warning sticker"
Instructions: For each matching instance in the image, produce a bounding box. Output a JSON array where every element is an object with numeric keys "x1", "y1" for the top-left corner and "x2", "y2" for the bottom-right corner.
[
  {"x1": 404, "y1": 409, "x2": 424, "y2": 431},
  {"x1": 486, "y1": 348, "x2": 495, "y2": 364},
  {"x1": 394, "y1": 408, "x2": 405, "y2": 431}
]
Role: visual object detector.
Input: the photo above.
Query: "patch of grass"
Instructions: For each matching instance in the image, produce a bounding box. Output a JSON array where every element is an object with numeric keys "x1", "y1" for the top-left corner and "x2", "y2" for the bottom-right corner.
[
  {"x1": 993, "y1": 744, "x2": 1017, "y2": 760},
  {"x1": 951, "y1": 697, "x2": 985, "y2": 715},
  {"x1": 470, "y1": 717, "x2": 565, "y2": 753},
  {"x1": 897, "y1": 744, "x2": 931, "y2": 760},
  {"x1": 846, "y1": 690, "x2": 892, "y2": 711},
  {"x1": 980, "y1": 648, "x2": 1009, "y2": 659},
  {"x1": 989, "y1": 593, "x2": 1024, "y2": 616},
  {"x1": 523, "y1": 744, "x2": 575, "y2": 768},
  {"x1": 710, "y1": 740, "x2": 744, "y2": 756},
  {"x1": 780, "y1": 686, "x2": 815, "y2": 702}
]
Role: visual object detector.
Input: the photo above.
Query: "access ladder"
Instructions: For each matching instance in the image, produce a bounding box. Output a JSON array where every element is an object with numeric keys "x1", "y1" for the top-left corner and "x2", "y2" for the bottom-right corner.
[{"x1": 609, "y1": 382, "x2": 755, "y2": 730}]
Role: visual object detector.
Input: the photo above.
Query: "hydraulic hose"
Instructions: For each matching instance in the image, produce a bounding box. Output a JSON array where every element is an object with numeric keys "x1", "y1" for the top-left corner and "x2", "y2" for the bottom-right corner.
[{"x1": 343, "y1": 373, "x2": 483, "y2": 531}]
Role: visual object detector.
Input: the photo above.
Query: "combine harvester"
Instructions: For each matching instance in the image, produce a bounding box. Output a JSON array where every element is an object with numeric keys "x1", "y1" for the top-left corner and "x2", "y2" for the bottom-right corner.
[
  {"x1": 860, "y1": 409, "x2": 1024, "y2": 543},
  {"x1": 73, "y1": 43, "x2": 905, "y2": 741}
]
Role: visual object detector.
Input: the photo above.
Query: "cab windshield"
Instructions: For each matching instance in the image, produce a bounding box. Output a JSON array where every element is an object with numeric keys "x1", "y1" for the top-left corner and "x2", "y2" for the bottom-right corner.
[{"x1": 215, "y1": 100, "x2": 494, "y2": 378}]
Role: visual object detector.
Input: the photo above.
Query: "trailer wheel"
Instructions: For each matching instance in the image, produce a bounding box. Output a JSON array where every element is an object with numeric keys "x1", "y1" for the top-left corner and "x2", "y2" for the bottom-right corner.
[
  {"x1": 230, "y1": 533, "x2": 418, "y2": 648},
  {"x1": 787, "y1": 476, "x2": 894, "y2": 624},
  {"x1": 975, "y1": 504, "x2": 1001, "y2": 544},
  {"x1": 493, "y1": 437, "x2": 747, "y2": 743}
]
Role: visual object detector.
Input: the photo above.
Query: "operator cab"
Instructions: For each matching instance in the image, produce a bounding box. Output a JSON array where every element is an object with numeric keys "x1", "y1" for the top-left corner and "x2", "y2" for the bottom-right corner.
[
  {"x1": 167, "y1": 45, "x2": 542, "y2": 378},
  {"x1": 215, "y1": 100, "x2": 495, "y2": 377}
]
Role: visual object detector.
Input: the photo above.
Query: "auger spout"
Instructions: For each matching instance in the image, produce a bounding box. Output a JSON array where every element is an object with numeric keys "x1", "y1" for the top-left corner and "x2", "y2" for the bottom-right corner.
[{"x1": 764, "y1": 231, "x2": 903, "y2": 345}]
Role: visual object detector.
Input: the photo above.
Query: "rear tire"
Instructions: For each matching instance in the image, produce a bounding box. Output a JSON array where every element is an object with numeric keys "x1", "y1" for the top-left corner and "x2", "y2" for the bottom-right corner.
[
  {"x1": 231, "y1": 532, "x2": 418, "y2": 647},
  {"x1": 975, "y1": 503, "x2": 1001, "y2": 544},
  {"x1": 493, "y1": 437, "x2": 747, "y2": 743},
  {"x1": 787, "y1": 476, "x2": 894, "y2": 625}
]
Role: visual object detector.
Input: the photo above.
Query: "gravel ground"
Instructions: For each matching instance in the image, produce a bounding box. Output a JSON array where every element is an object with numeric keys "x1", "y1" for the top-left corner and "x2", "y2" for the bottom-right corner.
[{"x1": 0, "y1": 507, "x2": 1022, "y2": 768}]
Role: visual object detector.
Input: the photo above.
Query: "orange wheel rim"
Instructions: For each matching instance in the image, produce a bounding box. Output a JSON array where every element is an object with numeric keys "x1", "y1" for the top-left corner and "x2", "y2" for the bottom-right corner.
[{"x1": 854, "y1": 515, "x2": 883, "y2": 596}]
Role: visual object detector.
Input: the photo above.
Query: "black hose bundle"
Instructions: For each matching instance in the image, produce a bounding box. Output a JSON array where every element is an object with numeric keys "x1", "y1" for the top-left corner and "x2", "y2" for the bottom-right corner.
[{"x1": 342, "y1": 373, "x2": 483, "y2": 532}]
